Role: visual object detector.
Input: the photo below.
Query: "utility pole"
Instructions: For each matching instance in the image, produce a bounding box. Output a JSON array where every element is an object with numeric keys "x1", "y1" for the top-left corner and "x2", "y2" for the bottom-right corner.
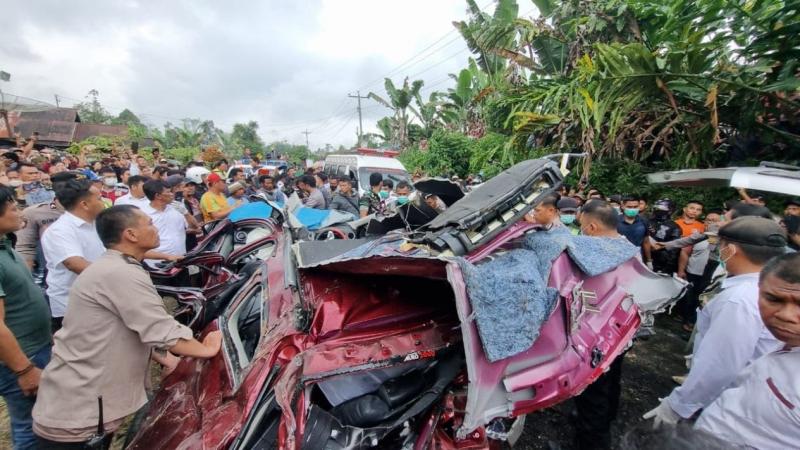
[
  {"x1": 54, "y1": 94, "x2": 60, "y2": 107},
  {"x1": 348, "y1": 91, "x2": 369, "y2": 146},
  {"x1": 302, "y1": 129, "x2": 311, "y2": 150}
]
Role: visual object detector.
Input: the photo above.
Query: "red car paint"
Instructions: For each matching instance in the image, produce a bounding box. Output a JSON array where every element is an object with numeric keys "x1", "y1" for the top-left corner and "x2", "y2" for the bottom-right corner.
[{"x1": 129, "y1": 219, "x2": 677, "y2": 449}]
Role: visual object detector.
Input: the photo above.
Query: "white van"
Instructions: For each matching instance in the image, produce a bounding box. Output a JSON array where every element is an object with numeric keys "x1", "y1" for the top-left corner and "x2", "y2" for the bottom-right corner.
[{"x1": 324, "y1": 153, "x2": 410, "y2": 196}]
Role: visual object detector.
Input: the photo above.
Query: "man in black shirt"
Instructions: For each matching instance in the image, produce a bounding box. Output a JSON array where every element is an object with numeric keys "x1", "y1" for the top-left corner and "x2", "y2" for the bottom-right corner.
[{"x1": 648, "y1": 199, "x2": 682, "y2": 275}]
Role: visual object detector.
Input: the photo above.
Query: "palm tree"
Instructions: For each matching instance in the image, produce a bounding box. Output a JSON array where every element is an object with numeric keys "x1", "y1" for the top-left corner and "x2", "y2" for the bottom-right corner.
[{"x1": 368, "y1": 77, "x2": 424, "y2": 148}]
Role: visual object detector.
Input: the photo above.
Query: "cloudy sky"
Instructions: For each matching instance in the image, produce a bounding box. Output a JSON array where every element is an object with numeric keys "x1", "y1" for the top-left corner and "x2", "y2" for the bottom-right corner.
[{"x1": 1, "y1": 0, "x2": 524, "y2": 150}]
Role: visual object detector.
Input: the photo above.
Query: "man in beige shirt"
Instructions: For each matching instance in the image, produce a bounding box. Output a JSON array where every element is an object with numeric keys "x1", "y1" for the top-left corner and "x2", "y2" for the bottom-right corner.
[{"x1": 32, "y1": 204, "x2": 222, "y2": 447}]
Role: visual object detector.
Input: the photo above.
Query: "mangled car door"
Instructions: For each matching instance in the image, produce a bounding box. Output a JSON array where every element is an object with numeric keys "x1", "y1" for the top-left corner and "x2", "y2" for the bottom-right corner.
[{"x1": 446, "y1": 225, "x2": 686, "y2": 437}]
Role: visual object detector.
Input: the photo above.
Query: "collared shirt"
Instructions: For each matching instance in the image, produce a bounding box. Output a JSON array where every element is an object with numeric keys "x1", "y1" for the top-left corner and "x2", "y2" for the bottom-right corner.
[
  {"x1": 666, "y1": 273, "x2": 782, "y2": 418},
  {"x1": 0, "y1": 237, "x2": 51, "y2": 356},
  {"x1": 32, "y1": 250, "x2": 193, "y2": 437},
  {"x1": 695, "y1": 347, "x2": 800, "y2": 449},
  {"x1": 114, "y1": 193, "x2": 150, "y2": 209},
  {"x1": 141, "y1": 203, "x2": 187, "y2": 259},
  {"x1": 41, "y1": 212, "x2": 106, "y2": 317},
  {"x1": 14, "y1": 201, "x2": 64, "y2": 266}
]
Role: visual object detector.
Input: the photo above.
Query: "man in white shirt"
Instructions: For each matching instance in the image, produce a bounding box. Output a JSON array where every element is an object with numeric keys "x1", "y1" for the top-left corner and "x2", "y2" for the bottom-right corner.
[
  {"x1": 695, "y1": 252, "x2": 800, "y2": 449},
  {"x1": 644, "y1": 217, "x2": 787, "y2": 426},
  {"x1": 141, "y1": 180, "x2": 187, "y2": 265},
  {"x1": 41, "y1": 179, "x2": 107, "y2": 332},
  {"x1": 114, "y1": 175, "x2": 150, "y2": 209}
]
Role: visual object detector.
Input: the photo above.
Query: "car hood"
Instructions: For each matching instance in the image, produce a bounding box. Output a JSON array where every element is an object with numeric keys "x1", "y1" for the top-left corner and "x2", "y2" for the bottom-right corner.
[{"x1": 647, "y1": 164, "x2": 800, "y2": 196}]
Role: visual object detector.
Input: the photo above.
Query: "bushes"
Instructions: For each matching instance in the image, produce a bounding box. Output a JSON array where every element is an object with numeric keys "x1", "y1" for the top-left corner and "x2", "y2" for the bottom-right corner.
[
  {"x1": 568, "y1": 159, "x2": 734, "y2": 210},
  {"x1": 398, "y1": 130, "x2": 510, "y2": 178}
]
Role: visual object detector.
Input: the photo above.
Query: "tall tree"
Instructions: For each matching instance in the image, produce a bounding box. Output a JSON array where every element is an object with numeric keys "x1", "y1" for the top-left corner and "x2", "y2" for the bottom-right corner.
[
  {"x1": 74, "y1": 89, "x2": 113, "y2": 124},
  {"x1": 368, "y1": 77, "x2": 424, "y2": 148},
  {"x1": 230, "y1": 121, "x2": 266, "y2": 156}
]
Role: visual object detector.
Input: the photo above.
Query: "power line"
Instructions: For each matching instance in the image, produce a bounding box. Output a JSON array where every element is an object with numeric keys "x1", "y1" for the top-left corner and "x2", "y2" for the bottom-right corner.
[{"x1": 354, "y1": 0, "x2": 495, "y2": 93}]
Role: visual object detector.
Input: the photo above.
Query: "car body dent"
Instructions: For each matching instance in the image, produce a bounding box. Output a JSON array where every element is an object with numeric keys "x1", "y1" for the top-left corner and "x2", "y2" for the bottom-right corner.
[{"x1": 131, "y1": 158, "x2": 687, "y2": 449}]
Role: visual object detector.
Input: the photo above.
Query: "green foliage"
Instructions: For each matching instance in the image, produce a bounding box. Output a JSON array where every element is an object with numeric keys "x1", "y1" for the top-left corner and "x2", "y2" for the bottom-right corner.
[
  {"x1": 368, "y1": 77, "x2": 426, "y2": 148},
  {"x1": 230, "y1": 121, "x2": 266, "y2": 156},
  {"x1": 114, "y1": 109, "x2": 142, "y2": 126},
  {"x1": 163, "y1": 147, "x2": 201, "y2": 165},
  {"x1": 490, "y1": 0, "x2": 800, "y2": 170},
  {"x1": 469, "y1": 132, "x2": 510, "y2": 178},
  {"x1": 66, "y1": 135, "x2": 126, "y2": 155},
  {"x1": 565, "y1": 159, "x2": 733, "y2": 211},
  {"x1": 74, "y1": 89, "x2": 113, "y2": 124},
  {"x1": 397, "y1": 147, "x2": 429, "y2": 175},
  {"x1": 424, "y1": 130, "x2": 475, "y2": 177},
  {"x1": 398, "y1": 131, "x2": 512, "y2": 178},
  {"x1": 264, "y1": 141, "x2": 310, "y2": 166}
]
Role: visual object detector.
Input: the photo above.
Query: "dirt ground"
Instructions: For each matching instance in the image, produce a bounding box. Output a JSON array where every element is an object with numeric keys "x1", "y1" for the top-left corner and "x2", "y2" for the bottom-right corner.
[{"x1": 0, "y1": 317, "x2": 688, "y2": 450}]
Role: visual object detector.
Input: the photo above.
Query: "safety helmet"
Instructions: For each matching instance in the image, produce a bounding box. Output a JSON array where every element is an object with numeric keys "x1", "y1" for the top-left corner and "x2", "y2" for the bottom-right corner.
[
  {"x1": 186, "y1": 166, "x2": 211, "y2": 185},
  {"x1": 653, "y1": 198, "x2": 676, "y2": 214}
]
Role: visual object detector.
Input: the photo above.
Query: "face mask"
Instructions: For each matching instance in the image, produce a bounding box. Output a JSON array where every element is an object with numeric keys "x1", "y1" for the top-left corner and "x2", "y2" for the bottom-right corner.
[
  {"x1": 103, "y1": 177, "x2": 118, "y2": 187},
  {"x1": 561, "y1": 214, "x2": 576, "y2": 225},
  {"x1": 719, "y1": 244, "x2": 735, "y2": 270},
  {"x1": 8, "y1": 180, "x2": 22, "y2": 187},
  {"x1": 624, "y1": 208, "x2": 639, "y2": 218},
  {"x1": 379, "y1": 191, "x2": 389, "y2": 200},
  {"x1": 612, "y1": 206, "x2": 621, "y2": 214},
  {"x1": 396, "y1": 196, "x2": 409, "y2": 206}
]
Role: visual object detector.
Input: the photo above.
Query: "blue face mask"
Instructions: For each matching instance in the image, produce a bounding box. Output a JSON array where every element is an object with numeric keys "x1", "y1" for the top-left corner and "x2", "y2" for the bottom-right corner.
[
  {"x1": 379, "y1": 191, "x2": 389, "y2": 200},
  {"x1": 396, "y1": 195, "x2": 409, "y2": 205},
  {"x1": 624, "y1": 208, "x2": 639, "y2": 218},
  {"x1": 561, "y1": 214, "x2": 576, "y2": 225}
]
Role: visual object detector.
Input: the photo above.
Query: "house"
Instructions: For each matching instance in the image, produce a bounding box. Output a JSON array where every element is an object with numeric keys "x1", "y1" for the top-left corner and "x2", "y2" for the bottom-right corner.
[{"x1": 0, "y1": 108, "x2": 130, "y2": 148}]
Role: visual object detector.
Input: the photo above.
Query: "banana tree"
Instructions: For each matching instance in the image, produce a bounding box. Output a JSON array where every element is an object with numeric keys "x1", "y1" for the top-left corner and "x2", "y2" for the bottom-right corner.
[
  {"x1": 368, "y1": 77, "x2": 424, "y2": 148},
  {"x1": 489, "y1": 0, "x2": 800, "y2": 170}
]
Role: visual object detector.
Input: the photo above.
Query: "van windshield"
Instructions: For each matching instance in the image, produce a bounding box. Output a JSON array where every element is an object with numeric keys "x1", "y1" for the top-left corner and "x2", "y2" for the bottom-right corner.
[{"x1": 358, "y1": 167, "x2": 410, "y2": 192}]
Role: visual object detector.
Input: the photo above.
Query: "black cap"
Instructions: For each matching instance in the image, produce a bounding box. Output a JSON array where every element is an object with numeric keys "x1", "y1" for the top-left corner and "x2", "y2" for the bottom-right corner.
[
  {"x1": 557, "y1": 197, "x2": 579, "y2": 212},
  {"x1": 785, "y1": 198, "x2": 800, "y2": 208},
  {"x1": 718, "y1": 216, "x2": 787, "y2": 248},
  {"x1": 2, "y1": 151, "x2": 19, "y2": 163}
]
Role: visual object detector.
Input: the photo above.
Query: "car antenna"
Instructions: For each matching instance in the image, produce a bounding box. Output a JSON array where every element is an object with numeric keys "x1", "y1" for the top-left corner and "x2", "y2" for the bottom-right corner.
[{"x1": 85, "y1": 396, "x2": 107, "y2": 449}]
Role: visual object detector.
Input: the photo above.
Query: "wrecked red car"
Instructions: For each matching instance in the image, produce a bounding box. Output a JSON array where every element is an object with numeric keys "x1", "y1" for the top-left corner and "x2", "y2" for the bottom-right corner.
[{"x1": 128, "y1": 159, "x2": 684, "y2": 449}]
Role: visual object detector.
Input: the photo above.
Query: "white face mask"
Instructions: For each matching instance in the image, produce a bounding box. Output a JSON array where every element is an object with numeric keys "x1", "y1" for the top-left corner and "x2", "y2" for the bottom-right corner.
[
  {"x1": 8, "y1": 180, "x2": 22, "y2": 187},
  {"x1": 103, "y1": 177, "x2": 118, "y2": 187},
  {"x1": 719, "y1": 244, "x2": 736, "y2": 270}
]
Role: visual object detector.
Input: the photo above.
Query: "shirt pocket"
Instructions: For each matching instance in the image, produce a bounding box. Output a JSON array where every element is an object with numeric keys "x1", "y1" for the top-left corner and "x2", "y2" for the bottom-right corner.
[{"x1": 762, "y1": 377, "x2": 800, "y2": 427}]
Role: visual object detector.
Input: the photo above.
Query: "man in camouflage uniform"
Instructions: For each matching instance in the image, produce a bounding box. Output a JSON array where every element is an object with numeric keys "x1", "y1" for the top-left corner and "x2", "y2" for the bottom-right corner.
[{"x1": 359, "y1": 172, "x2": 385, "y2": 218}]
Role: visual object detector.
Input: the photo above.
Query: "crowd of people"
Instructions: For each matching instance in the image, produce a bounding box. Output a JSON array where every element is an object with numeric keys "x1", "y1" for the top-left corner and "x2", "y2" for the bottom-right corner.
[
  {"x1": 0, "y1": 134, "x2": 797, "y2": 449},
  {"x1": 522, "y1": 185, "x2": 799, "y2": 449}
]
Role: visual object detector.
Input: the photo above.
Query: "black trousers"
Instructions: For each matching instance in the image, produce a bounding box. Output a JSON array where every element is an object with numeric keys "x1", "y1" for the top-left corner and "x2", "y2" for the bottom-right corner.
[
  {"x1": 50, "y1": 317, "x2": 63, "y2": 334},
  {"x1": 679, "y1": 272, "x2": 705, "y2": 325},
  {"x1": 574, "y1": 355, "x2": 625, "y2": 450}
]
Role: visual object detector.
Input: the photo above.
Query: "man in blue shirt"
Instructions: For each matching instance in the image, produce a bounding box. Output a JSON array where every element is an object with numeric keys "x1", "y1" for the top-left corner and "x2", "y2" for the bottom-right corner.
[{"x1": 617, "y1": 195, "x2": 653, "y2": 268}]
